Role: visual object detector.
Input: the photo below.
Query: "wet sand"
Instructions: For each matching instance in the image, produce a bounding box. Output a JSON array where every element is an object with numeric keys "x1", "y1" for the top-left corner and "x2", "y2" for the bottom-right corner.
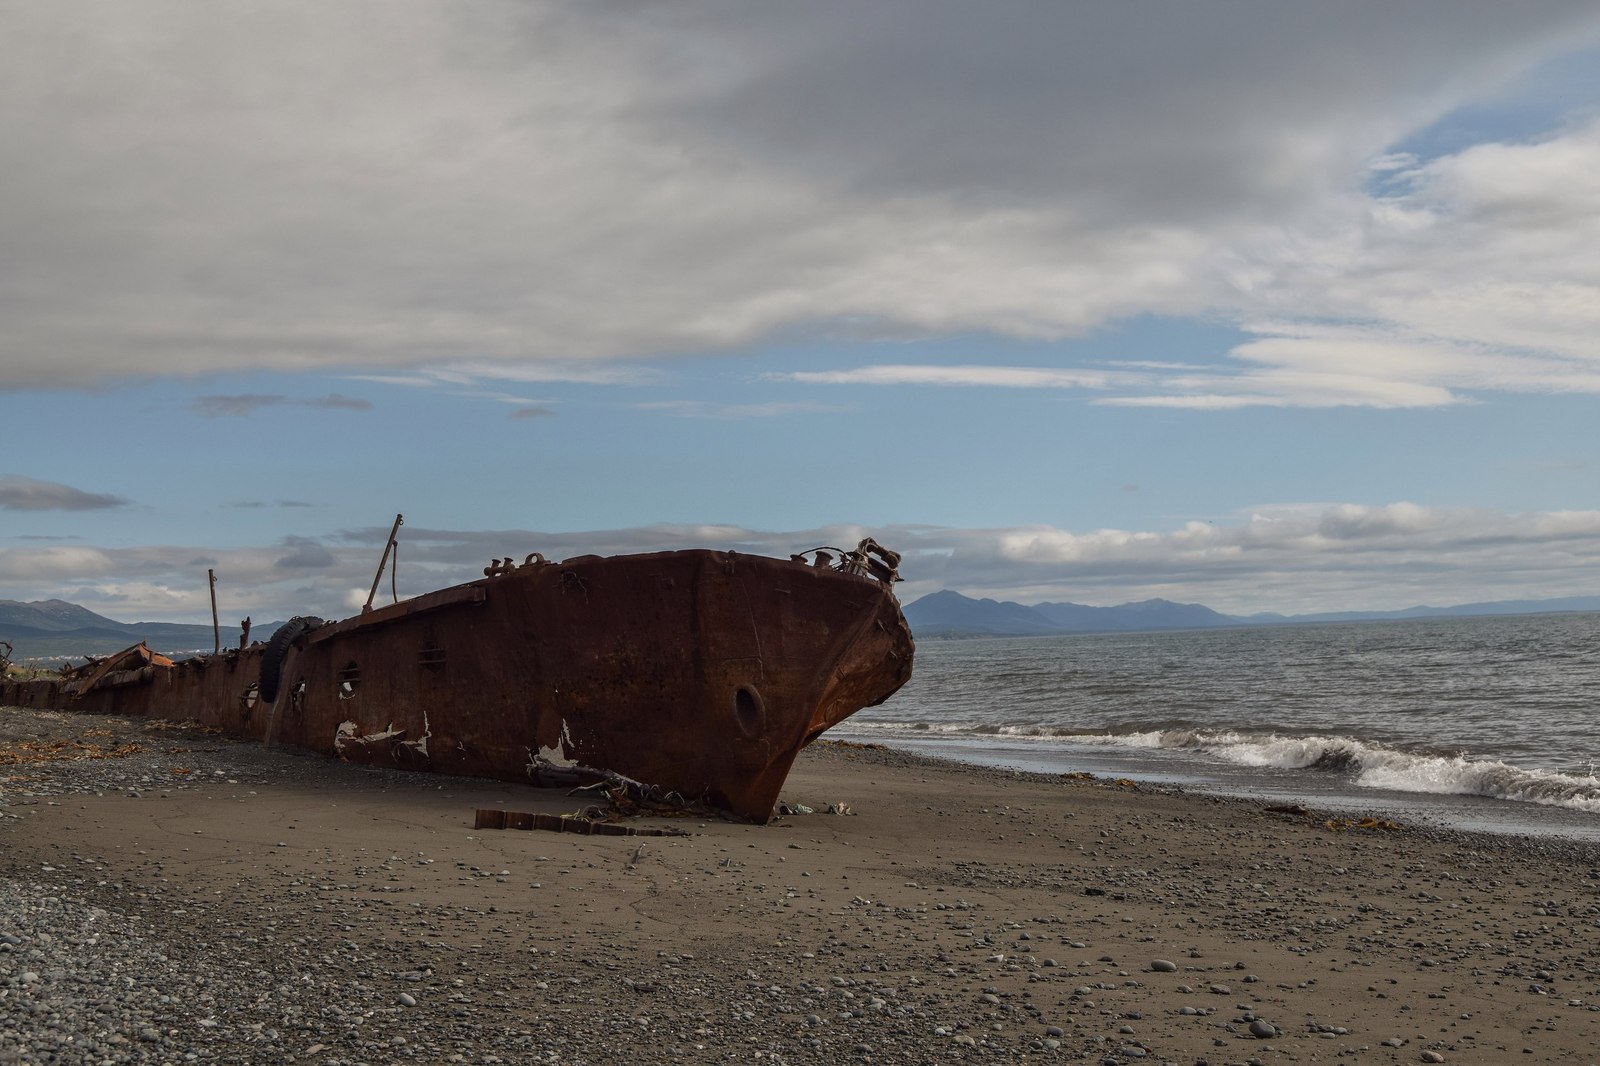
[{"x1": 3, "y1": 707, "x2": 1600, "y2": 1064}]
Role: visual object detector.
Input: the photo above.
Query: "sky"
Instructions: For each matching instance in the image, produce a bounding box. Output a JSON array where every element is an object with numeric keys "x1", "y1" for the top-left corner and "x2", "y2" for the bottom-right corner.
[{"x1": 3, "y1": 1, "x2": 1600, "y2": 624}]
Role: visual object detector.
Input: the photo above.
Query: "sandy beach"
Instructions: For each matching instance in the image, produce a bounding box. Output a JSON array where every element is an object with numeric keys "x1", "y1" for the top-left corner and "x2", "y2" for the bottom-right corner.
[{"x1": 3, "y1": 706, "x2": 1599, "y2": 1065}]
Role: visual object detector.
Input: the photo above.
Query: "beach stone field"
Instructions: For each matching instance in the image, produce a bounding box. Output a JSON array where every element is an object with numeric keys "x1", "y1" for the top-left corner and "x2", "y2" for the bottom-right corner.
[{"x1": 3, "y1": 707, "x2": 1600, "y2": 1065}]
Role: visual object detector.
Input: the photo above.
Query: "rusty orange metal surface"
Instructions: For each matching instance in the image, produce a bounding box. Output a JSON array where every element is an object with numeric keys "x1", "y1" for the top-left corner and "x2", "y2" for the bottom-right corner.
[{"x1": 1, "y1": 544, "x2": 914, "y2": 822}]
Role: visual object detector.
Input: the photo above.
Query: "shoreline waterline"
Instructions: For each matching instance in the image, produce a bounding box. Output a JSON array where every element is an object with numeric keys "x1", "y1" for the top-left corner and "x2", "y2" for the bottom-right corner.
[{"x1": 828, "y1": 726, "x2": 1600, "y2": 841}]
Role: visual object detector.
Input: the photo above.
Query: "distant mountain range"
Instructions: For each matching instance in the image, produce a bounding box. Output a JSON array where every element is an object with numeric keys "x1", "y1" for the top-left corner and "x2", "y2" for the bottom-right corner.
[
  {"x1": 5, "y1": 589, "x2": 1599, "y2": 660},
  {"x1": 0, "y1": 599, "x2": 282, "y2": 660},
  {"x1": 902, "y1": 589, "x2": 1600, "y2": 638}
]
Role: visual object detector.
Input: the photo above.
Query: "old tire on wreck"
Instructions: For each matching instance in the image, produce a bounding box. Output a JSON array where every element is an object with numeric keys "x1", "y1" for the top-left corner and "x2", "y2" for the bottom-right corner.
[{"x1": 259, "y1": 616, "x2": 324, "y2": 702}]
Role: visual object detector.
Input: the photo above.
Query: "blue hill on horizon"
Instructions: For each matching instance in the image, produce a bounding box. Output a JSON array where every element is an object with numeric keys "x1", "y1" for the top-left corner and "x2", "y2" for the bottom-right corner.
[
  {"x1": 0, "y1": 598, "x2": 286, "y2": 660},
  {"x1": 903, "y1": 589, "x2": 1600, "y2": 638}
]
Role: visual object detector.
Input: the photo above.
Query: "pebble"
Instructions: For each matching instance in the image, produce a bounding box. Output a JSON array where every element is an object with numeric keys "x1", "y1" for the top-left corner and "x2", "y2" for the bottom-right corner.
[
  {"x1": 1150, "y1": 959, "x2": 1178, "y2": 972},
  {"x1": 398, "y1": 992, "x2": 418, "y2": 1007}
]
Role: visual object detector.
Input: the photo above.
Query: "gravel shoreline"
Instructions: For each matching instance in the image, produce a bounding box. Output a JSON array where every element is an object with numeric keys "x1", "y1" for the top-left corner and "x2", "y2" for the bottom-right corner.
[{"x1": 6, "y1": 707, "x2": 1600, "y2": 1065}]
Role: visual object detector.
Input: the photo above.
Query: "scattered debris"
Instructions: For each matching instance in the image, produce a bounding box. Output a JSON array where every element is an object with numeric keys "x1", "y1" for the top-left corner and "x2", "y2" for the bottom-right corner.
[
  {"x1": 775, "y1": 800, "x2": 855, "y2": 816},
  {"x1": 140, "y1": 718, "x2": 222, "y2": 735},
  {"x1": 472, "y1": 808, "x2": 688, "y2": 837},
  {"x1": 0, "y1": 738, "x2": 145, "y2": 767},
  {"x1": 1325, "y1": 816, "x2": 1404, "y2": 832},
  {"x1": 821, "y1": 739, "x2": 889, "y2": 752}
]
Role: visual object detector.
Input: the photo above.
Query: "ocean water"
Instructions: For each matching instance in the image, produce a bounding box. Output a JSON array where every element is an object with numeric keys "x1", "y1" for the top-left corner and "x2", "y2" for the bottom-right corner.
[{"x1": 831, "y1": 612, "x2": 1600, "y2": 840}]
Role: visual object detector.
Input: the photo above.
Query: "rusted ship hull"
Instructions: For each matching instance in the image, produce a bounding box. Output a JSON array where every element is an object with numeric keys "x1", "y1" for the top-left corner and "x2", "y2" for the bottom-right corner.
[{"x1": 0, "y1": 549, "x2": 914, "y2": 821}]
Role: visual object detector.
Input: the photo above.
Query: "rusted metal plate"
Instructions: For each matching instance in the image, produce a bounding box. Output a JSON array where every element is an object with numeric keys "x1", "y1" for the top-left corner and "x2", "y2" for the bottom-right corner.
[{"x1": 309, "y1": 584, "x2": 487, "y2": 644}]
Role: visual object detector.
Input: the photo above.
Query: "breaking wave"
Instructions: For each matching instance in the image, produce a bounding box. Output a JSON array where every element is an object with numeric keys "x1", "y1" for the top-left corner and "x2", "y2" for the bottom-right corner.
[
  {"x1": 1123, "y1": 730, "x2": 1600, "y2": 814},
  {"x1": 846, "y1": 720, "x2": 1600, "y2": 814}
]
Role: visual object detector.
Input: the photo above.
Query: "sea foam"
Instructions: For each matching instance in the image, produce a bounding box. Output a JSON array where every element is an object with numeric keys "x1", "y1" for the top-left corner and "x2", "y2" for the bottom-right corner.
[{"x1": 1131, "y1": 730, "x2": 1600, "y2": 813}]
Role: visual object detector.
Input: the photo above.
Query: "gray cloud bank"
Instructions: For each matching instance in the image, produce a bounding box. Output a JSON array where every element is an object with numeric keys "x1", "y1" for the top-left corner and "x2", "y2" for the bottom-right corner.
[
  {"x1": 3, "y1": 3, "x2": 1598, "y2": 409},
  {"x1": 0, "y1": 476, "x2": 130, "y2": 512},
  {"x1": 2, "y1": 504, "x2": 1596, "y2": 624},
  {"x1": 190, "y1": 394, "x2": 372, "y2": 417}
]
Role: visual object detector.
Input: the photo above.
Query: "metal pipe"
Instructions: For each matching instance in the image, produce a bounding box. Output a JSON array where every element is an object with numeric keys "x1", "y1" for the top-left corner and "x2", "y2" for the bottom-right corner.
[{"x1": 363, "y1": 514, "x2": 404, "y2": 613}]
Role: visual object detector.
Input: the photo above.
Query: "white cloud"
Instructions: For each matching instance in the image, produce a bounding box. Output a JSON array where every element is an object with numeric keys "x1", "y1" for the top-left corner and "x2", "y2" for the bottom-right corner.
[
  {"x1": 904, "y1": 504, "x2": 1600, "y2": 611},
  {"x1": 782, "y1": 365, "x2": 1132, "y2": 389},
  {"x1": 782, "y1": 351, "x2": 1478, "y2": 408},
  {"x1": 1205, "y1": 119, "x2": 1600, "y2": 405},
  {"x1": 635, "y1": 400, "x2": 849, "y2": 419},
  {"x1": 778, "y1": 112, "x2": 1600, "y2": 408},
  {"x1": 189, "y1": 393, "x2": 372, "y2": 417},
  {"x1": 0, "y1": 546, "x2": 118, "y2": 580},
  {"x1": 4, "y1": 3, "x2": 1598, "y2": 395},
  {"x1": 349, "y1": 364, "x2": 664, "y2": 391},
  {"x1": 343, "y1": 374, "x2": 440, "y2": 388},
  {"x1": 436, "y1": 362, "x2": 667, "y2": 387}
]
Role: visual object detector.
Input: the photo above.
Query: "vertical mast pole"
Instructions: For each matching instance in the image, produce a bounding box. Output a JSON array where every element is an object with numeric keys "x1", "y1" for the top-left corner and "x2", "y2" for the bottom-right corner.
[{"x1": 208, "y1": 568, "x2": 220, "y2": 655}]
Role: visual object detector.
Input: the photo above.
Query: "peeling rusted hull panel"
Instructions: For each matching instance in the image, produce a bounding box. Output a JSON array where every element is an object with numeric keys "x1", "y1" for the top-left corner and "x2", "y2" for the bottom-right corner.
[{"x1": 1, "y1": 549, "x2": 914, "y2": 821}]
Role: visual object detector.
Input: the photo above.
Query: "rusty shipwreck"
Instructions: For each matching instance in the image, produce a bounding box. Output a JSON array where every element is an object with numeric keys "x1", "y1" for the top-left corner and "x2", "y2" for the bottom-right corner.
[{"x1": 0, "y1": 538, "x2": 914, "y2": 822}]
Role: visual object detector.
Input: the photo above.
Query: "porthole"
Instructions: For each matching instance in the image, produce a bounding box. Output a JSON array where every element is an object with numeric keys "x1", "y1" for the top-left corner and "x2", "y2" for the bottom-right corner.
[
  {"x1": 337, "y1": 661, "x2": 361, "y2": 699},
  {"x1": 418, "y1": 644, "x2": 447, "y2": 672},
  {"x1": 733, "y1": 685, "x2": 766, "y2": 739}
]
